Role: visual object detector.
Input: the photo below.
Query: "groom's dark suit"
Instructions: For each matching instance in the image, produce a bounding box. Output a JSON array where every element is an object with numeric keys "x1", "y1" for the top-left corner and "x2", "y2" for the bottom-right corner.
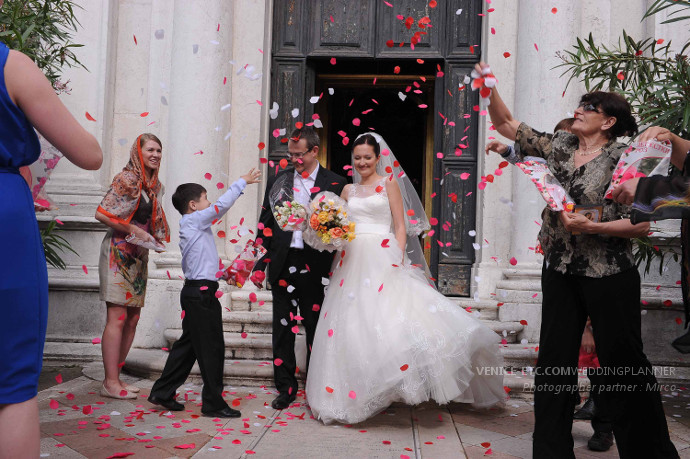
[{"x1": 254, "y1": 166, "x2": 346, "y2": 397}]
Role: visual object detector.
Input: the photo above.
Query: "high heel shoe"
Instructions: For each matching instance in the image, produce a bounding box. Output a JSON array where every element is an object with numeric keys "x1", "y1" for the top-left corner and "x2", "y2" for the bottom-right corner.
[{"x1": 100, "y1": 383, "x2": 137, "y2": 400}]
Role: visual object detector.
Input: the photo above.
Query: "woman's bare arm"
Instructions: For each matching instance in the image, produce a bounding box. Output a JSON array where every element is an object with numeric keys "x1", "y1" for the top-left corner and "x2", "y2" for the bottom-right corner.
[{"x1": 5, "y1": 50, "x2": 103, "y2": 170}]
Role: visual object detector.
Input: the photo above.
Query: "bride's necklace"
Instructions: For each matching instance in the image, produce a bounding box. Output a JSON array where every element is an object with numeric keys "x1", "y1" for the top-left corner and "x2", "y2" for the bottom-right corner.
[{"x1": 576, "y1": 142, "x2": 606, "y2": 157}]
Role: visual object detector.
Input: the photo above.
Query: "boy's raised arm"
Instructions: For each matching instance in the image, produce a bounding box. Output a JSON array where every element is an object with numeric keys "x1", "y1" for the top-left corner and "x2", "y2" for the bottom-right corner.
[{"x1": 195, "y1": 169, "x2": 261, "y2": 228}]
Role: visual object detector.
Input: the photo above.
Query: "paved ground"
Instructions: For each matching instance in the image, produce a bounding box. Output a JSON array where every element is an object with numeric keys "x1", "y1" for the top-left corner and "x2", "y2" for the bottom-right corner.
[{"x1": 36, "y1": 364, "x2": 690, "y2": 458}]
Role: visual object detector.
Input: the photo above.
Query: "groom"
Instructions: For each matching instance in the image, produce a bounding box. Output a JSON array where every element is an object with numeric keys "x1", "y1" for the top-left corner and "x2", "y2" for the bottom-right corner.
[{"x1": 253, "y1": 126, "x2": 346, "y2": 409}]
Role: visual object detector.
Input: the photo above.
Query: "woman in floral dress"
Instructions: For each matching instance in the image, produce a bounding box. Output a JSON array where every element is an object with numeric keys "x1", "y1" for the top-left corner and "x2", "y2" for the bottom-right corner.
[{"x1": 95, "y1": 133, "x2": 169, "y2": 399}]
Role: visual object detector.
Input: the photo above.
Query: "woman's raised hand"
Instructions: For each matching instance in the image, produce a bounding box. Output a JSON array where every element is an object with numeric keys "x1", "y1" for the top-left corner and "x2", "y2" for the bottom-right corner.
[
  {"x1": 242, "y1": 168, "x2": 261, "y2": 184},
  {"x1": 485, "y1": 140, "x2": 508, "y2": 156}
]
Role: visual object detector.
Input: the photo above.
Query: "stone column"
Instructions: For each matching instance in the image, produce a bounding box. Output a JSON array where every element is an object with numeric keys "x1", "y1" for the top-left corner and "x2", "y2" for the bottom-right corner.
[
  {"x1": 153, "y1": 0, "x2": 234, "y2": 276},
  {"x1": 225, "y1": 0, "x2": 271, "y2": 262}
]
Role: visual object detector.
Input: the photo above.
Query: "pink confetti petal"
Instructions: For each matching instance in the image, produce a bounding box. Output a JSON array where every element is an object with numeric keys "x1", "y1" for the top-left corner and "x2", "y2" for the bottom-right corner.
[
  {"x1": 274, "y1": 358, "x2": 283, "y2": 366},
  {"x1": 92, "y1": 337, "x2": 101, "y2": 345},
  {"x1": 82, "y1": 265, "x2": 88, "y2": 274},
  {"x1": 348, "y1": 391, "x2": 356, "y2": 399}
]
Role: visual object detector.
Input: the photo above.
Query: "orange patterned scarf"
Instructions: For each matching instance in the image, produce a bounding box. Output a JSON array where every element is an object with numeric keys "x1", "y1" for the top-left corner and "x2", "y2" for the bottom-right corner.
[{"x1": 97, "y1": 135, "x2": 170, "y2": 242}]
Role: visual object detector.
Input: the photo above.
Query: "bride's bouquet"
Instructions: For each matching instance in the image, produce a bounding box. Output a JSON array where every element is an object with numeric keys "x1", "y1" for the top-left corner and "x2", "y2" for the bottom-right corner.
[
  {"x1": 604, "y1": 140, "x2": 671, "y2": 200},
  {"x1": 269, "y1": 174, "x2": 308, "y2": 231},
  {"x1": 303, "y1": 191, "x2": 355, "y2": 252},
  {"x1": 223, "y1": 239, "x2": 267, "y2": 288},
  {"x1": 515, "y1": 157, "x2": 576, "y2": 212}
]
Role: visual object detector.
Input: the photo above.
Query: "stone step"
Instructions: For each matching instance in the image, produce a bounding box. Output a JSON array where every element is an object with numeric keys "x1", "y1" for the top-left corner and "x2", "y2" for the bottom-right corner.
[
  {"x1": 230, "y1": 289, "x2": 272, "y2": 311},
  {"x1": 222, "y1": 310, "x2": 273, "y2": 333},
  {"x1": 164, "y1": 329, "x2": 278, "y2": 360},
  {"x1": 499, "y1": 343, "x2": 539, "y2": 369},
  {"x1": 124, "y1": 348, "x2": 276, "y2": 386},
  {"x1": 482, "y1": 320, "x2": 524, "y2": 344},
  {"x1": 501, "y1": 269, "x2": 542, "y2": 281},
  {"x1": 495, "y1": 279, "x2": 542, "y2": 292},
  {"x1": 451, "y1": 298, "x2": 499, "y2": 320},
  {"x1": 495, "y1": 288, "x2": 542, "y2": 304}
]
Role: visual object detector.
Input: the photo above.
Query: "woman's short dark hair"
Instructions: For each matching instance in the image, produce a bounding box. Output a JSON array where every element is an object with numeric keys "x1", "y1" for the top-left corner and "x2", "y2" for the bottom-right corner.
[
  {"x1": 289, "y1": 126, "x2": 320, "y2": 150},
  {"x1": 352, "y1": 134, "x2": 380, "y2": 157},
  {"x1": 580, "y1": 91, "x2": 638, "y2": 139},
  {"x1": 172, "y1": 183, "x2": 207, "y2": 215}
]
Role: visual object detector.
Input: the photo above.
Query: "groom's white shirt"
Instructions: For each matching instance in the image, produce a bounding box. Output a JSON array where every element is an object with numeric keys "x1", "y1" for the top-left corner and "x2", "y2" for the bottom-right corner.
[{"x1": 290, "y1": 163, "x2": 320, "y2": 249}]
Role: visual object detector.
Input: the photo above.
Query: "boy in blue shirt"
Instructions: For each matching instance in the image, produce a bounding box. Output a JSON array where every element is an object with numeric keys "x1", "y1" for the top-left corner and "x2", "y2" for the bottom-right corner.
[{"x1": 148, "y1": 168, "x2": 260, "y2": 418}]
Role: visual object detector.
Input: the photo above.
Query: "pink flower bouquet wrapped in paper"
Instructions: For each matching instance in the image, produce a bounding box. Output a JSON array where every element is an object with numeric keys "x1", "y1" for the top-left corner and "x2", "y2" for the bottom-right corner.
[
  {"x1": 515, "y1": 157, "x2": 576, "y2": 212},
  {"x1": 604, "y1": 140, "x2": 672, "y2": 199},
  {"x1": 224, "y1": 239, "x2": 267, "y2": 288},
  {"x1": 19, "y1": 134, "x2": 63, "y2": 211},
  {"x1": 269, "y1": 173, "x2": 308, "y2": 231}
]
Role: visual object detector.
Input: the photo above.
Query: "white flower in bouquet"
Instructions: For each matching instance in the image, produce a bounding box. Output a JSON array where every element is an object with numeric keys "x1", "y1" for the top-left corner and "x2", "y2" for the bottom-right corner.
[{"x1": 273, "y1": 200, "x2": 307, "y2": 231}]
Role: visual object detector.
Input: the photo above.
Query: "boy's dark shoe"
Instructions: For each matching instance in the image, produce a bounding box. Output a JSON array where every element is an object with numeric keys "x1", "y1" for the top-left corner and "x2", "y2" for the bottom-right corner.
[
  {"x1": 203, "y1": 406, "x2": 241, "y2": 418},
  {"x1": 148, "y1": 394, "x2": 184, "y2": 411},
  {"x1": 588, "y1": 431, "x2": 614, "y2": 452},
  {"x1": 573, "y1": 397, "x2": 595, "y2": 420}
]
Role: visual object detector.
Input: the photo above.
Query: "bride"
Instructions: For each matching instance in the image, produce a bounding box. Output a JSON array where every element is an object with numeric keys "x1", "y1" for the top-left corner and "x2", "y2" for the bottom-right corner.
[{"x1": 305, "y1": 133, "x2": 506, "y2": 424}]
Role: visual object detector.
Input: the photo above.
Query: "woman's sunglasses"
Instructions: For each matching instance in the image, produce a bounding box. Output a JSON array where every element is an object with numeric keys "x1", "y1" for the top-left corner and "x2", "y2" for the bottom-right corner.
[{"x1": 578, "y1": 102, "x2": 603, "y2": 114}]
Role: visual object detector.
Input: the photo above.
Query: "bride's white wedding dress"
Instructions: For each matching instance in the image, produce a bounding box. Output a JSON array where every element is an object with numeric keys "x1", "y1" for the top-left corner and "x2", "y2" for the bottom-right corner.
[{"x1": 306, "y1": 180, "x2": 506, "y2": 425}]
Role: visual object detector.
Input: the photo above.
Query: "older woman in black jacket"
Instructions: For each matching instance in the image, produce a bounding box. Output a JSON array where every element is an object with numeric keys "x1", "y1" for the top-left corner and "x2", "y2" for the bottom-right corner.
[{"x1": 479, "y1": 60, "x2": 678, "y2": 459}]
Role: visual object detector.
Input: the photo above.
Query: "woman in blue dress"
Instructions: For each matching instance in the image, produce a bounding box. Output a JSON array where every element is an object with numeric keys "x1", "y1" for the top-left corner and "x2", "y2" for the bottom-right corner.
[{"x1": 0, "y1": 28, "x2": 103, "y2": 459}]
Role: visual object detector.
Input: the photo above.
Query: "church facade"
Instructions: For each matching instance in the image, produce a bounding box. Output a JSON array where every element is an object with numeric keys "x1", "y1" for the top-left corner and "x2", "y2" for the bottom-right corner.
[{"x1": 41, "y1": 0, "x2": 688, "y2": 375}]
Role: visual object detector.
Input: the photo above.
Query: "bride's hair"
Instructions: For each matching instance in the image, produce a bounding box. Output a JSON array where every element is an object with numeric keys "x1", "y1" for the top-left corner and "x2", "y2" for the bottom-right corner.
[{"x1": 352, "y1": 134, "x2": 380, "y2": 157}]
